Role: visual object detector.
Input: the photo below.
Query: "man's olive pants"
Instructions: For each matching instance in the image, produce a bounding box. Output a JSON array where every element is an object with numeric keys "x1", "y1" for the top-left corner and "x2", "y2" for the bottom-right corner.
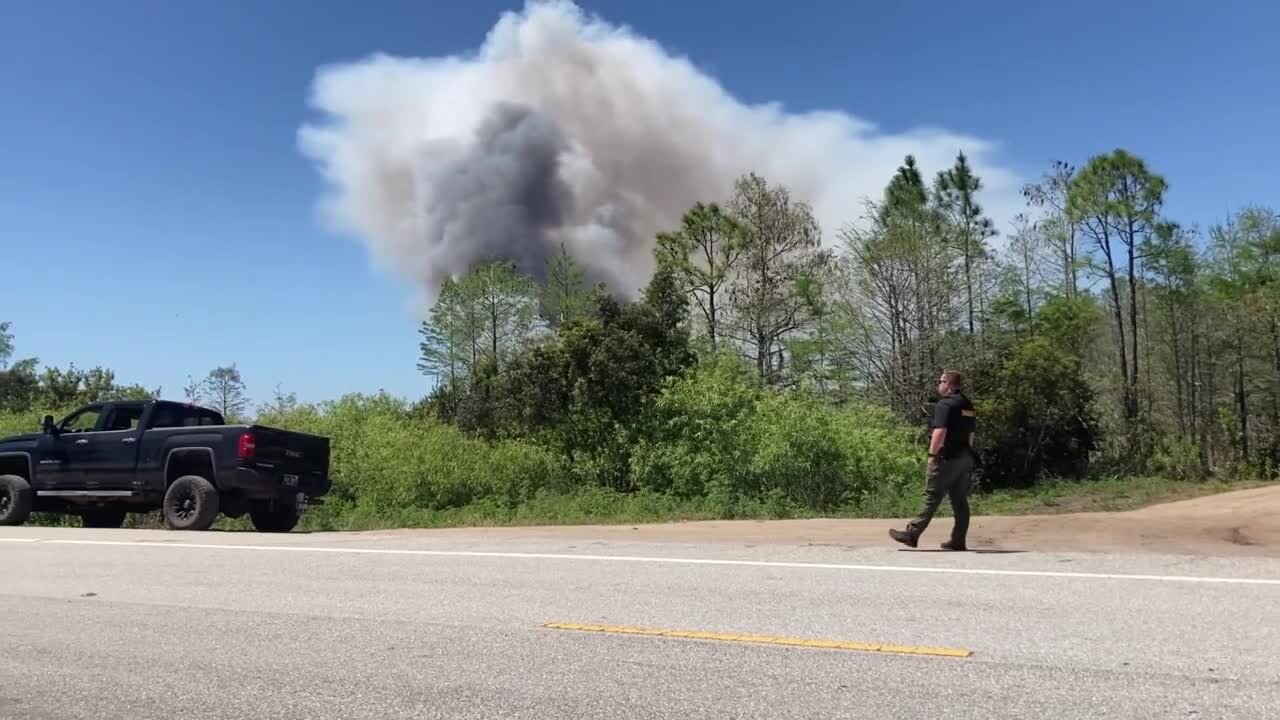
[{"x1": 906, "y1": 451, "x2": 975, "y2": 544}]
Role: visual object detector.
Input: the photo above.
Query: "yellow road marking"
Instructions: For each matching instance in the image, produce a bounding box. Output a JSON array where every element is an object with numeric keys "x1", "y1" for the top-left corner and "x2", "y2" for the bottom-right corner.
[{"x1": 542, "y1": 622, "x2": 971, "y2": 658}]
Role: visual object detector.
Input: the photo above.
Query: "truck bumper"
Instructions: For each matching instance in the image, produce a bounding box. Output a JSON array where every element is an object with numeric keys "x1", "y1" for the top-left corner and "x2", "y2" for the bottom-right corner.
[{"x1": 224, "y1": 467, "x2": 332, "y2": 499}]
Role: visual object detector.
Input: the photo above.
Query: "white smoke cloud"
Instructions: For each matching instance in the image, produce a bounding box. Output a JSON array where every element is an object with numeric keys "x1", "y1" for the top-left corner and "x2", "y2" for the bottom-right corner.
[{"x1": 298, "y1": 0, "x2": 1025, "y2": 304}]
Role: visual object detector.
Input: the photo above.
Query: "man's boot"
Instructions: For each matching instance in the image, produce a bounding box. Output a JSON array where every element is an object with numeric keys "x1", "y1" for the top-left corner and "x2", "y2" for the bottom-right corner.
[
  {"x1": 889, "y1": 528, "x2": 917, "y2": 548},
  {"x1": 940, "y1": 539, "x2": 967, "y2": 551}
]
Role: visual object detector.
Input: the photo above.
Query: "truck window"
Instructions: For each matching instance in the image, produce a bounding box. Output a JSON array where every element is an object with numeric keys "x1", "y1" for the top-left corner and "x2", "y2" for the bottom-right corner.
[
  {"x1": 103, "y1": 405, "x2": 144, "y2": 431},
  {"x1": 147, "y1": 404, "x2": 224, "y2": 428},
  {"x1": 60, "y1": 407, "x2": 102, "y2": 433},
  {"x1": 147, "y1": 404, "x2": 182, "y2": 429},
  {"x1": 187, "y1": 407, "x2": 223, "y2": 426}
]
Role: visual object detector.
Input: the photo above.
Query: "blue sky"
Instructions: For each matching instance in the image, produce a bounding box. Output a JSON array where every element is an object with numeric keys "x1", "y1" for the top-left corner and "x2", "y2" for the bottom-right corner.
[{"x1": 2, "y1": 0, "x2": 1275, "y2": 406}]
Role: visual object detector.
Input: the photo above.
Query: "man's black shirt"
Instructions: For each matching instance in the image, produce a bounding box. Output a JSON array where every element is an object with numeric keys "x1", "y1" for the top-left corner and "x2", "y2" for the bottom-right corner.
[{"x1": 930, "y1": 392, "x2": 976, "y2": 459}]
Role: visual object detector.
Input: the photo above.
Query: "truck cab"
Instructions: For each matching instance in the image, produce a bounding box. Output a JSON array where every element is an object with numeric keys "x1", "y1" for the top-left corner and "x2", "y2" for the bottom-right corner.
[{"x1": 31, "y1": 401, "x2": 222, "y2": 493}]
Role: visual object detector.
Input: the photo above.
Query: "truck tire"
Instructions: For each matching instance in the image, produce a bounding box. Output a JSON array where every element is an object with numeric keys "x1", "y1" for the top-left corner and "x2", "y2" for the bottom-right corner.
[
  {"x1": 0, "y1": 475, "x2": 34, "y2": 526},
  {"x1": 81, "y1": 507, "x2": 128, "y2": 529},
  {"x1": 249, "y1": 498, "x2": 300, "y2": 533},
  {"x1": 163, "y1": 475, "x2": 220, "y2": 531}
]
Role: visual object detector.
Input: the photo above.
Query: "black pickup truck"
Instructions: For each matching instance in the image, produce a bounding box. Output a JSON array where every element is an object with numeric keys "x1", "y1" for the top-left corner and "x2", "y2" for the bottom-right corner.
[{"x1": 0, "y1": 399, "x2": 331, "y2": 531}]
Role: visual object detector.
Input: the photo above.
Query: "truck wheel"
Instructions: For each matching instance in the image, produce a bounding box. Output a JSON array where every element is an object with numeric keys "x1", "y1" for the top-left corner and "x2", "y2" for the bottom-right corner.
[
  {"x1": 0, "y1": 475, "x2": 34, "y2": 526},
  {"x1": 81, "y1": 507, "x2": 128, "y2": 529},
  {"x1": 163, "y1": 475, "x2": 220, "y2": 531},
  {"x1": 249, "y1": 498, "x2": 300, "y2": 533}
]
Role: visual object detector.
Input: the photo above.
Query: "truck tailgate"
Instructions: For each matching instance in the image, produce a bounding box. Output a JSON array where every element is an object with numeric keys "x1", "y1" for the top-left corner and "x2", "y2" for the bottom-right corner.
[{"x1": 247, "y1": 425, "x2": 330, "y2": 490}]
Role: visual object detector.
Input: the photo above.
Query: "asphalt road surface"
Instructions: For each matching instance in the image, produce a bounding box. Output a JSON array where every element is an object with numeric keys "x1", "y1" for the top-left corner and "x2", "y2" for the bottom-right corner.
[{"x1": 2, "y1": 526, "x2": 1278, "y2": 719}]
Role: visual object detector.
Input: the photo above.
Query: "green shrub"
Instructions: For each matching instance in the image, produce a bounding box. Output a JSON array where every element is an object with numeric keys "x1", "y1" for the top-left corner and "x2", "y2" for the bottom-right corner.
[
  {"x1": 0, "y1": 410, "x2": 45, "y2": 438},
  {"x1": 975, "y1": 336, "x2": 1100, "y2": 488},
  {"x1": 629, "y1": 353, "x2": 760, "y2": 502},
  {"x1": 258, "y1": 393, "x2": 566, "y2": 523},
  {"x1": 1149, "y1": 436, "x2": 1206, "y2": 482},
  {"x1": 630, "y1": 353, "x2": 921, "y2": 516},
  {"x1": 828, "y1": 401, "x2": 923, "y2": 512}
]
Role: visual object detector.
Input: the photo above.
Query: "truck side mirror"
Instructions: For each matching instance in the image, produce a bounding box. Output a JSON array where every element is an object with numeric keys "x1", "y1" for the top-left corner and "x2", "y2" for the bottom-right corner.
[{"x1": 42, "y1": 415, "x2": 56, "y2": 435}]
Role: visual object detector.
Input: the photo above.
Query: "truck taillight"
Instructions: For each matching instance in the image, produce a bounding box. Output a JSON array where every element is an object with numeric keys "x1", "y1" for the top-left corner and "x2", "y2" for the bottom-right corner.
[{"x1": 237, "y1": 432, "x2": 256, "y2": 459}]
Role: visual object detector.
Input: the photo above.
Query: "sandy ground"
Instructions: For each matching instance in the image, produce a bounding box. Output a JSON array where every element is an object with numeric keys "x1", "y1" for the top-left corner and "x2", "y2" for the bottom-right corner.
[{"x1": 366, "y1": 484, "x2": 1280, "y2": 557}]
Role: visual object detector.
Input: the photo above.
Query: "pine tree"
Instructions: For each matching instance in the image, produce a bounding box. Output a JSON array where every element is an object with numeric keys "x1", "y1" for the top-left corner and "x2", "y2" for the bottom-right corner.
[
  {"x1": 540, "y1": 242, "x2": 593, "y2": 329},
  {"x1": 725, "y1": 172, "x2": 830, "y2": 383},
  {"x1": 655, "y1": 201, "x2": 745, "y2": 350},
  {"x1": 935, "y1": 151, "x2": 996, "y2": 336}
]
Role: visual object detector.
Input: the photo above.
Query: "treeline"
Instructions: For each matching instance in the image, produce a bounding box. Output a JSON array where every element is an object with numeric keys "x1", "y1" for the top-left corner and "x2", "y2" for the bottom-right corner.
[{"x1": 416, "y1": 150, "x2": 1279, "y2": 497}]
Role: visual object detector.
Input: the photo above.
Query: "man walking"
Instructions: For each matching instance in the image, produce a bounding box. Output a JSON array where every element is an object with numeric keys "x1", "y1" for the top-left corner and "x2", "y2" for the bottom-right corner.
[{"x1": 890, "y1": 370, "x2": 977, "y2": 551}]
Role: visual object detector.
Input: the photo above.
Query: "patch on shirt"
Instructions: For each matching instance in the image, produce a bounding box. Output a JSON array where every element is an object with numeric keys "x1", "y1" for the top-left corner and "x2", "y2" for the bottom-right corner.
[{"x1": 961, "y1": 409, "x2": 976, "y2": 417}]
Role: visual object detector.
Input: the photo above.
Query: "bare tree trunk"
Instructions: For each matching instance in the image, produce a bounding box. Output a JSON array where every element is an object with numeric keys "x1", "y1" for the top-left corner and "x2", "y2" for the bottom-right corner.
[
  {"x1": 1141, "y1": 279, "x2": 1154, "y2": 416},
  {"x1": 1182, "y1": 302, "x2": 1203, "y2": 471},
  {"x1": 1170, "y1": 300, "x2": 1186, "y2": 437},
  {"x1": 1126, "y1": 229, "x2": 1141, "y2": 427},
  {"x1": 1107, "y1": 273, "x2": 1131, "y2": 421},
  {"x1": 1190, "y1": 311, "x2": 1207, "y2": 472},
  {"x1": 1235, "y1": 326, "x2": 1249, "y2": 461},
  {"x1": 707, "y1": 291, "x2": 718, "y2": 350},
  {"x1": 964, "y1": 231, "x2": 975, "y2": 335},
  {"x1": 1066, "y1": 225, "x2": 1078, "y2": 298},
  {"x1": 1023, "y1": 276, "x2": 1033, "y2": 327},
  {"x1": 490, "y1": 301, "x2": 499, "y2": 373},
  {"x1": 1205, "y1": 331, "x2": 1219, "y2": 468}
]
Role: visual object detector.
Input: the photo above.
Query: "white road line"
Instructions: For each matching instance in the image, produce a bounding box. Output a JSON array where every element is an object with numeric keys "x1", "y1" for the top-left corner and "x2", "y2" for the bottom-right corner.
[{"x1": 3, "y1": 536, "x2": 1279, "y2": 586}]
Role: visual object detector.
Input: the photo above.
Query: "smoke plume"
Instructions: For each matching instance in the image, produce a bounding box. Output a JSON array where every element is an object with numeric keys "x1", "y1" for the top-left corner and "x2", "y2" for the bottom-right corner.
[{"x1": 298, "y1": 0, "x2": 1024, "y2": 304}]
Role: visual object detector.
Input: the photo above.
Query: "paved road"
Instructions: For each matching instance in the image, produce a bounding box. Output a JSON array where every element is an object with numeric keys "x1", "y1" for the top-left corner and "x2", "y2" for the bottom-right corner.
[{"x1": 2, "y1": 527, "x2": 1278, "y2": 719}]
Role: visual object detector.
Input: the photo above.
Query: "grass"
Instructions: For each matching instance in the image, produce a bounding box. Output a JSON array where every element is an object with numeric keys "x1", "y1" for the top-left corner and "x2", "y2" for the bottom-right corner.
[
  {"x1": 969, "y1": 475, "x2": 1275, "y2": 516},
  {"x1": 296, "y1": 474, "x2": 1276, "y2": 531},
  {"x1": 293, "y1": 487, "x2": 792, "y2": 532},
  {"x1": 22, "y1": 475, "x2": 1275, "y2": 532}
]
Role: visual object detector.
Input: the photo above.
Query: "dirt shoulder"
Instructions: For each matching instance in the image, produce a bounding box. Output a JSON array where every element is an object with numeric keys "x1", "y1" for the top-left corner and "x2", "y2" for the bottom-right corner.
[{"x1": 371, "y1": 484, "x2": 1280, "y2": 557}]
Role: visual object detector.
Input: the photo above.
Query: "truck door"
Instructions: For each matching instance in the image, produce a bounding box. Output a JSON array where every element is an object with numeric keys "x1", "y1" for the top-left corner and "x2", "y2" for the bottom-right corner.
[
  {"x1": 31, "y1": 405, "x2": 104, "y2": 491},
  {"x1": 81, "y1": 403, "x2": 145, "y2": 492}
]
